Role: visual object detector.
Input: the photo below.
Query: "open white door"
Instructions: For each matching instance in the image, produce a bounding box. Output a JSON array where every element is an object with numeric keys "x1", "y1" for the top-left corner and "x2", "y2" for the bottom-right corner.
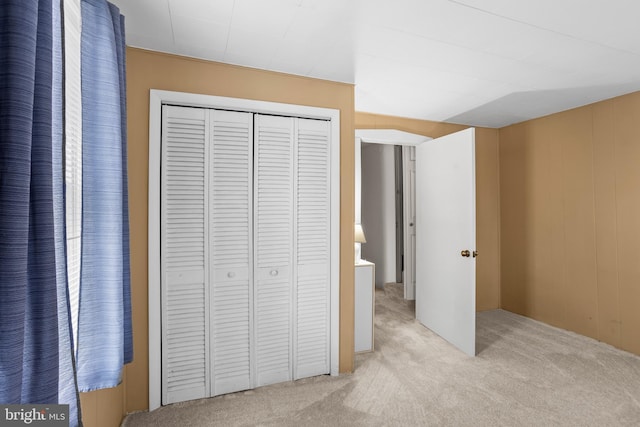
[{"x1": 415, "y1": 128, "x2": 476, "y2": 356}]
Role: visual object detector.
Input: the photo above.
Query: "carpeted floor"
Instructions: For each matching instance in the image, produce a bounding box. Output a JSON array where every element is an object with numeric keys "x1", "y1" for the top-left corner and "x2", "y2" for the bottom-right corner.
[{"x1": 122, "y1": 283, "x2": 640, "y2": 426}]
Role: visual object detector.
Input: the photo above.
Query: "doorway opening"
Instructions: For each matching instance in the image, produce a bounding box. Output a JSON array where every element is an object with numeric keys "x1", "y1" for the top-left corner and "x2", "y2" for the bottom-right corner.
[
  {"x1": 359, "y1": 142, "x2": 411, "y2": 297},
  {"x1": 356, "y1": 129, "x2": 427, "y2": 301}
]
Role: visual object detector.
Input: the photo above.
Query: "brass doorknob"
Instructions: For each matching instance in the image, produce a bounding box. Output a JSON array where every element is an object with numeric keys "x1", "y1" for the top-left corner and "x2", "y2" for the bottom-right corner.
[{"x1": 461, "y1": 250, "x2": 470, "y2": 257}]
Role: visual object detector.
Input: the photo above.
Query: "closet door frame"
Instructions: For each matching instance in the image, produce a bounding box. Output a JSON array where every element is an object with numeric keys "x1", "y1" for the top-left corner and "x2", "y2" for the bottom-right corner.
[{"x1": 148, "y1": 90, "x2": 340, "y2": 411}]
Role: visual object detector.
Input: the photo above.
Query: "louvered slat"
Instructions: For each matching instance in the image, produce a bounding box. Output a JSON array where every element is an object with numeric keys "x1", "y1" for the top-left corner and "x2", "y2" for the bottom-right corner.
[
  {"x1": 295, "y1": 118, "x2": 331, "y2": 379},
  {"x1": 161, "y1": 106, "x2": 209, "y2": 404},
  {"x1": 254, "y1": 115, "x2": 294, "y2": 386},
  {"x1": 210, "y1": 110, "x2": 253, "y2": 395}
]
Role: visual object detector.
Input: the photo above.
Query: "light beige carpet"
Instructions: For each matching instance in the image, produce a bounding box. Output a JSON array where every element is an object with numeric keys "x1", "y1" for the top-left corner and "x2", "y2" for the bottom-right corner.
[{"x1": 122, "y1": 283, "x2": 640, "y2": 426}]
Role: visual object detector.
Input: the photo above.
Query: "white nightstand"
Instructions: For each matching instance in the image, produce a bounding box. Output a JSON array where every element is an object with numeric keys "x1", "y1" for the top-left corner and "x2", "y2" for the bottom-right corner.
[{"x1": 354, "y1": 260, "x2": 375, "y2": 353}]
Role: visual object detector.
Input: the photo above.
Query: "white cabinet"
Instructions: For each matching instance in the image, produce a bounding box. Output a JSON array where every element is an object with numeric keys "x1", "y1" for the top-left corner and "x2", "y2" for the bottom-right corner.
[
  {"x1": 160, "y1": 106, "x2": 331, "y2": 404},
  {"x1": 354, "y1": 261, "x2": 375, "y2": 353}
]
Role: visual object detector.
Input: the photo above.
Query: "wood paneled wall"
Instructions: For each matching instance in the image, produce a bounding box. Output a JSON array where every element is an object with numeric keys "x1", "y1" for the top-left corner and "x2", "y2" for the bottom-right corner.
[{"x1": 499, "y1": 91, "x2": 640, "y2": 356}]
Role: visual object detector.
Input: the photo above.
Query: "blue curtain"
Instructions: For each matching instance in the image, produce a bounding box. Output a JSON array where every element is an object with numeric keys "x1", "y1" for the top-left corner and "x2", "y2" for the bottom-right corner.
[
  {"x1": 1, "y1": 0, "x2": 130, "y2": 420},
  {"x1": 0, "y1": 0, "x2": 61, "y2": 404},
  {"x1": 76, "y1": 0, "x2": 132, "y2": 391},
  {"x1": 0, "y1": 1, "x2": 80, "y2": 421}
]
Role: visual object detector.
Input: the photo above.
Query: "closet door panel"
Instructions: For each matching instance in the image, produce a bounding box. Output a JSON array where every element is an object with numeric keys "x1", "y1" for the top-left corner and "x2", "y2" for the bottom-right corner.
[
  {"x1": 210, "y1": 110, "x2": 253, "y2": 395},
  {"x1": 295, "y1": 118, "x2": 331, "y2": 379},
  {"x1": 254, "y1": 114, "x2": 294, "y2": 386},
  {"x1": 161, "y1": 106, "x2": 210, "y2": 404}
]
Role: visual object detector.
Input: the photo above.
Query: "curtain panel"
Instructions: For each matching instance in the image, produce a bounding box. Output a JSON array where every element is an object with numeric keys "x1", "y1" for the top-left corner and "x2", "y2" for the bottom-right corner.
[
  {"x1": 76, "y1": 0, "x2": 132, "y2": 391},
  {"x1": 0, "y1": 0, "x2": 62, "y2": 404},
  {"x1": 0, "y1": 0, "x2": 131, "y2": 423}
]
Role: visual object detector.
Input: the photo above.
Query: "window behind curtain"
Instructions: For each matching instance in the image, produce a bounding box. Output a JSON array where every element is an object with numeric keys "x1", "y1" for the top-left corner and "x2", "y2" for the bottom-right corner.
[{"x1": 64, "y1": 0, "x2": 82, "y2": 350}]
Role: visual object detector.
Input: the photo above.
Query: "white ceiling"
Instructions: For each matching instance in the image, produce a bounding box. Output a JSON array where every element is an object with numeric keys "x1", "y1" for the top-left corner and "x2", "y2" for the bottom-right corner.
[{"x1": 110, "y1": 0, "x2": 640, "y2": 128}]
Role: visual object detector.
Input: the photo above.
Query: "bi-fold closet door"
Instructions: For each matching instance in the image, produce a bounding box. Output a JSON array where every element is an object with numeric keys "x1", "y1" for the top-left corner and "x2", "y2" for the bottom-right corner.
[{"x1": 160, "y1": 105, "x2": 330, "y2": 405}]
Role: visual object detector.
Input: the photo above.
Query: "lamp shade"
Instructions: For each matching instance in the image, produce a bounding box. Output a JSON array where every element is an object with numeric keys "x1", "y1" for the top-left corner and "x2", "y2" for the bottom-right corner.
[{"x1": 354, "y1": 224, "x2": 367, "y2": 243}]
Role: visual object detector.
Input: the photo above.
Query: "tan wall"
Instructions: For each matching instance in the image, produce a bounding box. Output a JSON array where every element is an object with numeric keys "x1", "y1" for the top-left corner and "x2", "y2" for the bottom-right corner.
[
  {"x1": 80, "y1": 48, "x2": 355, "y2": 427},
  {"x1": 79, "y1": 381, "x2": 125, "y2": 427},
  {"x1": 355, "y1": 113, "x2": 502, "y2": 311},
  {"x1": 499, "y1": 91, "x2": 640, "y2": 356}
]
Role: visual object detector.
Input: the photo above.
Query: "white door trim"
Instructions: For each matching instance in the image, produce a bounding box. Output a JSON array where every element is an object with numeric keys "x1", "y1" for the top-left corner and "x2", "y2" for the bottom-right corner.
[
  {"x1": 355, "y1": 129, "x2": 431, "y2": 146},
  {"x1": 148, "y1": 90, "x2": 341, "y2": 411},
  {"x1": 402, "y1": 146, "x2": 416, "y2": 300}
]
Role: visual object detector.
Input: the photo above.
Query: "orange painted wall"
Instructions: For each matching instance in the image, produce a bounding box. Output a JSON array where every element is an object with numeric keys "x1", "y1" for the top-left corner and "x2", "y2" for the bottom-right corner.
[
  {"x1": 499, "y1": 91, "x2": 640, "y2": 356},
  {"x1": 355, "y1": 112, "x2": 502, "y2": 311}
]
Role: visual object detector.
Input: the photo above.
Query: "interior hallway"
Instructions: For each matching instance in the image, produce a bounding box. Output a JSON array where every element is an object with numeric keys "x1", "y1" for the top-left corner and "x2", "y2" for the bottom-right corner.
[{"x1": 123, "y1": 283, "x2": 640, "y2": 426}]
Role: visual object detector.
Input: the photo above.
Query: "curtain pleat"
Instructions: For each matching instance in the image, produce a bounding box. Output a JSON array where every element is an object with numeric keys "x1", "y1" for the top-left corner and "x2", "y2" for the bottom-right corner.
[
  {"x1": 76, "y1": 0, "x2": 131, "y2": 391},
  {"x1": 110, "y1": 4, "x2": 133, "y2": 366},
  {"x1": 0, "y1": 0, "x2": 60, "y2": 404}
]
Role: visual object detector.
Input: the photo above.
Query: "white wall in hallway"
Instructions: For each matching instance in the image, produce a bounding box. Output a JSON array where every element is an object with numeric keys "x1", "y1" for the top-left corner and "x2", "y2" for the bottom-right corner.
[{"x1": 361, "y1": 143, "x2": 396, "y2": 287}]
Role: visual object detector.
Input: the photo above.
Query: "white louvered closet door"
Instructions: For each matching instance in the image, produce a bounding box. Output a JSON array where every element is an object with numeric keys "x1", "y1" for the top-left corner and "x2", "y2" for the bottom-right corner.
[
  {"x1": 294, "y1": 118, "x2": 331, "y2": 379},
  {"x1": 160, "y1": 107, "x2": 332, "y2": 404},
  {"x1": 161, "y1": 106, "x2": 210, "y2": 404},
  {"x1": 209, "y1": 110, "x2": 253, "y2": 396},
  {"x1": 254, "y1": 114, "x2": 294, "y2": 387}
]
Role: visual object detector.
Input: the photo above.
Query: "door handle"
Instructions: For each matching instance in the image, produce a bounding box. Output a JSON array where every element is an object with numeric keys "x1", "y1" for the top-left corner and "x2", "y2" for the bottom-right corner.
[{"x1": 461, "y1": 250, "x2": 470, "y2": 257}]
